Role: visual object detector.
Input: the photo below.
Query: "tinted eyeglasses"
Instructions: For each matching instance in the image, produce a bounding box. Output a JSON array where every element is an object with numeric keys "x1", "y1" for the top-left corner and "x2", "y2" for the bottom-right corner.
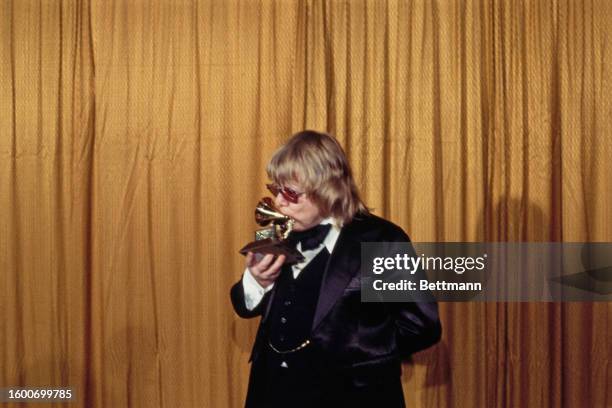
[{"x1": 266, "y1": 183, "x2": 305, "y2": 203}]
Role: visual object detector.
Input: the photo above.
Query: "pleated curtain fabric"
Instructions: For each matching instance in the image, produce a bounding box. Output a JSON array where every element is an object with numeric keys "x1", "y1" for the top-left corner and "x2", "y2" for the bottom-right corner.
[{"x1": 1, "y1": 1, "x2": 610, "y2": 407}]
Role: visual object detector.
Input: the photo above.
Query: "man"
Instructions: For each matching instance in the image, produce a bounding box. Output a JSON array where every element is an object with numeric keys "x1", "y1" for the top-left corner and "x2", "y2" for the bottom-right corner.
[{"x1": 231, "y1": 130, "x2": 441, "y2": 407}]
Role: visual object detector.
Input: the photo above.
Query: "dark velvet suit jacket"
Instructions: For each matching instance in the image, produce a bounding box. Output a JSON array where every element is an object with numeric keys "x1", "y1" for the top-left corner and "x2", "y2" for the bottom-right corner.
[{"x1": 231, "y1": 213, "x2": 442, "y2": 407}]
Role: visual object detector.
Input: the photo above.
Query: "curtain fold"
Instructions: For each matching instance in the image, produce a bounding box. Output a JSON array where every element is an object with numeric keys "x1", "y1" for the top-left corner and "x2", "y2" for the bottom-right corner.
[{"x1": 1, "y1": 1, "x2": 610, "y2": 407}]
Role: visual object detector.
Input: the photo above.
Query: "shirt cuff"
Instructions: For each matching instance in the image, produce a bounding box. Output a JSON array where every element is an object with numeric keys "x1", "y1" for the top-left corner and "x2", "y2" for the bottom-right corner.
[{"x1": 242, "y1": 268, "x2": 274, "y2": 310}]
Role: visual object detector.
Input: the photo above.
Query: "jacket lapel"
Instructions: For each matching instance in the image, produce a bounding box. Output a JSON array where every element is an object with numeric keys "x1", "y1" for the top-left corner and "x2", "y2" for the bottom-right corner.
[{"x1": 311, "y1": 226, "x2": 361, "y2": 331}]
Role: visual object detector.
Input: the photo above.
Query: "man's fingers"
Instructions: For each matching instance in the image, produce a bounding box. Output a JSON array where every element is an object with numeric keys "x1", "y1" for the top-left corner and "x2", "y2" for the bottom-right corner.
[
  {"x1": 254, "y1": 253, "x2": 276, "y2": 270},
  {"x1": 259, "y1": 255, "x2": 286, "y2": 278},
  {"x1": 271, "y1": 255, "x2": 286, "y2": 270},
  {"x1": 260, "y1": 270, "x2": 281, "y2": 283}
]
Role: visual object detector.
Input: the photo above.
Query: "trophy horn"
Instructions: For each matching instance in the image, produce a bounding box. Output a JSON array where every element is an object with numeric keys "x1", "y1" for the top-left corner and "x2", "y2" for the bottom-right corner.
[{"x1": 255, "y1": 197, "x2": 290, "y2": 226}]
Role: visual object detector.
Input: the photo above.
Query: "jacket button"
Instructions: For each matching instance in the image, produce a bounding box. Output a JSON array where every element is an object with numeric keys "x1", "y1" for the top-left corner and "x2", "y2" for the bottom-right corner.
[
  {"x1": 284, "y1": 300, "x2": 292, "y2": 306},
  {"x1": 280, "y1": 317, "x2": 287, "y2": 323}
]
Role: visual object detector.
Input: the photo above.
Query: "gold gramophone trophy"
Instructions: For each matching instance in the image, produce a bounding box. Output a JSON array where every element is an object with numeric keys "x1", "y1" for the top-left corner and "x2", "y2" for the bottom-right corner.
[{"x1": 239, "y1": 197, "x2": 305, "y2": 264}]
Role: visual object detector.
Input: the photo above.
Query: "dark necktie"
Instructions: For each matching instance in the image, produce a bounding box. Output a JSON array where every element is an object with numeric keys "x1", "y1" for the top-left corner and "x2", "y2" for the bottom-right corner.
[{"x1": 288, "y1": 224, "x2": 332, "y2": 251}]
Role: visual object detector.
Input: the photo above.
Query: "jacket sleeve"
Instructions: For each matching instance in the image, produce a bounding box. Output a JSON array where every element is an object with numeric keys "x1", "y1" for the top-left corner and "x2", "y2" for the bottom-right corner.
[
  {"x1": 386, "y1": 224, "x2": 442, "y2": 356},
  {"x1": 230, "y1": 279, "x2": 273, "y2": 319},
  {"x1": 392, "y1": 300, "x2": 442, "y2": 356}
]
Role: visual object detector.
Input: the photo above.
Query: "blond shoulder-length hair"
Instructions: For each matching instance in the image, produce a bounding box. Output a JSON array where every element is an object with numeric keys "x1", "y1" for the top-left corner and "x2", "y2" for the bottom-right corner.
[{"x1": 267, "y1": 130, "x2": 369, "y2": 225}]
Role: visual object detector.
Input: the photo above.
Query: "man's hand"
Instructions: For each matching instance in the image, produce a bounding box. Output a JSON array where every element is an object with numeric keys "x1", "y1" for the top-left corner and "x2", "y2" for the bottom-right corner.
[{"x1": 246, "y1": 252, "x2": 286, "y2": 288}]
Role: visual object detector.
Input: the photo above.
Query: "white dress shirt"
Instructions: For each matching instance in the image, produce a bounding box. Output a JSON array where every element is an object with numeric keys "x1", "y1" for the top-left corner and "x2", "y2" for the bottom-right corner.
[{"x1": 242, "y1": 217, "x2": 341, "y2": 311}]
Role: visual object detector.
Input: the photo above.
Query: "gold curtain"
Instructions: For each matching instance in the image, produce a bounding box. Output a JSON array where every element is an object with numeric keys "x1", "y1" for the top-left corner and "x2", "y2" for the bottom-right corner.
[{"x1": 1, "y1": 1, "x2": 610, "y2": 407}]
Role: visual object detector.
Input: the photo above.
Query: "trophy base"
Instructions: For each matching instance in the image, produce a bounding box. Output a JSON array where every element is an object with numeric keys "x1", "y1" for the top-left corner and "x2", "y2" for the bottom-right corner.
[{"x1": 239, "y1": 239, "x2": 304, "y2": 264}]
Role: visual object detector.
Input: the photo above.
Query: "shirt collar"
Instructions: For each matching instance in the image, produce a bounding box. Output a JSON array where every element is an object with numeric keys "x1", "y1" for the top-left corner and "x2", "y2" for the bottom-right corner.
[{"x1": 320, "y1": 217, "x2": 341, "y2": 253}]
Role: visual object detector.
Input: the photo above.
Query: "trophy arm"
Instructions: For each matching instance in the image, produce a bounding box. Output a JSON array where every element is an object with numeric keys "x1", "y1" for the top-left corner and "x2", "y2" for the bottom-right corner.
[{"x1": 281, "y1": 219, "x2": 295, "y2": 239}]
